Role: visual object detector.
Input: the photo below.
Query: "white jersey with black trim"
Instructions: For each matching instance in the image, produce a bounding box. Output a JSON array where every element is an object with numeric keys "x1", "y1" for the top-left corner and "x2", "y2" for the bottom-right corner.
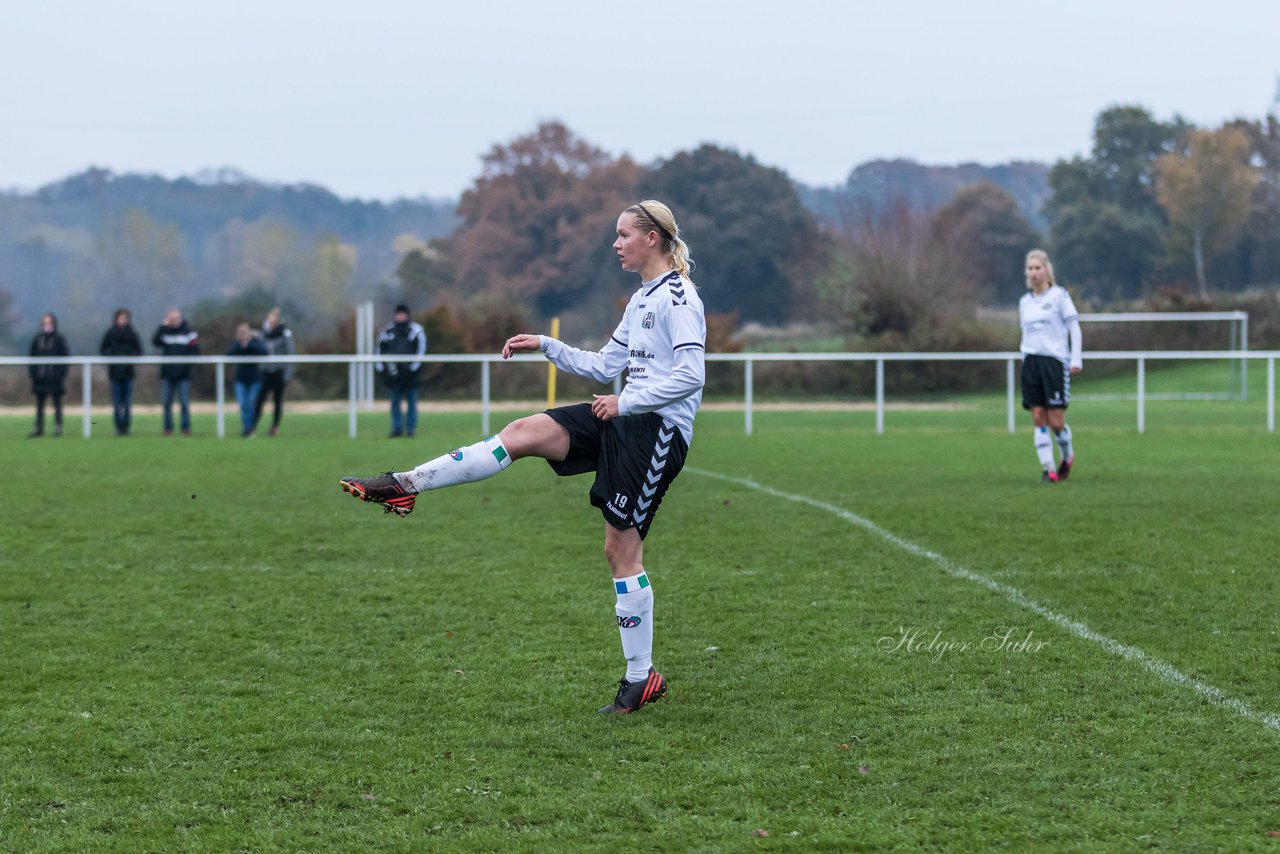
[
  {"x1": 1019, "y1": 284, "x2": 1083, "y2": 369},
  {"x1": 539, "y1": 271, "x2": 706, "y2": 446}
]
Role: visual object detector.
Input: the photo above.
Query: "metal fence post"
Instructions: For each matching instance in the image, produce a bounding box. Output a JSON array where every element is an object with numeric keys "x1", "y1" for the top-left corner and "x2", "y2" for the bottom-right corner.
[
  {"x1": 348, "y1": 361, "x2": 358, "y2": 439},
  {"x1": 81, "y1": 360, "x2": 92, "y2": 438},
  {"x1": 1007, "y1": 358, "x2": 1016, "y2": 434},
  {"x1": 1242, "y1": 313, "x2": 1250, "y2": 401},
  {"x1": 1268, "y1": 356, "x2": 1275, "y2": 434},
  {"x1": 481, "y1": 359, "x2": 491, "y2": 437},
  {"x1": 875, "y1": 358, "x2": 885, "y2": 435},
  {"x1": 215, "y1": 362, "x2": 226, "y2": 439},
  {"x1": 1137, "y1": 357, "x2": 1145, "y2": 435},
  {"x1": 744, "y1": 359, "x2": 753, "y2": 437}
]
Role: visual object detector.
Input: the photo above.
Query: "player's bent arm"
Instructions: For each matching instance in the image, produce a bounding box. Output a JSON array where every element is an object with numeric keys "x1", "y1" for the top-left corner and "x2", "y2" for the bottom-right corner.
[{"x1": 540, "y1": 336, "x2": 628, "y2": 384}]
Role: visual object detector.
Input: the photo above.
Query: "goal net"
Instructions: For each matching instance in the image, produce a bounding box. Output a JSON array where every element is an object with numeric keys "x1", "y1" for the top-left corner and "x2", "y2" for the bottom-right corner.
[{"x1": 1077, "y1": 311, "x2": 1249, "y2": 401}]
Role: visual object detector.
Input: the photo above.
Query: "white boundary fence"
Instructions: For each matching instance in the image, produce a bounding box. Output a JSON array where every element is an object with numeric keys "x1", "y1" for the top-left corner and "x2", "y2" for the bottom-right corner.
[{"x1": 2, "y1": 350, "x2": 1277, "y2": 438}]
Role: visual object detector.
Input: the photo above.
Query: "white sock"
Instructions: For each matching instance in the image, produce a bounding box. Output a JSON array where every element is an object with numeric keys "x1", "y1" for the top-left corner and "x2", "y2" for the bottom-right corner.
[
  {"x1": 396, "y1": 435, "x2": 512, "y2": 493},
  {"x1": 614, "y1": 572, "x2": 654, "y2": 683},
  {"x1": 1054, "y1": 424, "x2": 1073, "y2": 461},
  {"x1": 1034, "y1": 426, "x2": 1055, "y2": 472}
]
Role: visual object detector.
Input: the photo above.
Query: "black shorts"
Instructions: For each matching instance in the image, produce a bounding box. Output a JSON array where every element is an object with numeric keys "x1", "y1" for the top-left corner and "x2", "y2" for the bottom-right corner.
[
  {"x1": 544, "y1": 403, "x2": 688, "y2": 540},
  {"x1": 1021, "y1": 354, "x2": 1070, "y2": 410}
]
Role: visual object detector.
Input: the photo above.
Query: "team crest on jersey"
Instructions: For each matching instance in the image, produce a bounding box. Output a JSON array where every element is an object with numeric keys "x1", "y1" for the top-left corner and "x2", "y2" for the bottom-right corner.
[
  {"x1": 642, "y1": 311, "x2": 655, "y2": 329},
  {"x1": 449, "y1": 449, "x2": 464, "y2": 461}
]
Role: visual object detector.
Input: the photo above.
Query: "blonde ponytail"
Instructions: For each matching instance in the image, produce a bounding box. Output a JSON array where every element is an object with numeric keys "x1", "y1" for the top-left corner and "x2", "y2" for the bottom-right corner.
[{"x1": 629, "y1": 200, "x2": 695, "y2": 286}]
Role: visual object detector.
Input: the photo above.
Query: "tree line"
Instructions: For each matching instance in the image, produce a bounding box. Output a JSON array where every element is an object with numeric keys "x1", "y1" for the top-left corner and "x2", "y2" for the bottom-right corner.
[
  {"x1": 1046, "y1": 106, "x2": 1279, "y2": 300},
  {"x1": 1, "y1": 106, "x2": 1278, "y2": 368},
  {"x1": 0, "y1": 169, "x2": 456, "y2": 353},
  {"x1": 399, "y1": 109, "x2": 1278, "y2": 362}
]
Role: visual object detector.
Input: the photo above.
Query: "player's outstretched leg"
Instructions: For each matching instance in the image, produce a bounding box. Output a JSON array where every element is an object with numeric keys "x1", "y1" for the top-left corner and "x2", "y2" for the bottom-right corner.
[{"x1": 339, "y1": 434, "x2": 514, "y2": 518}]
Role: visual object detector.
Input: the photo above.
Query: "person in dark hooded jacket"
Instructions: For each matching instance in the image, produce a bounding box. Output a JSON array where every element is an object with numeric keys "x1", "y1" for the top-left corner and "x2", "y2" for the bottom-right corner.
[
  {"x1": 153, "y1": 307, "x2": 200, "y2": 436},
  {"x1": 28, "y1": 312, "x2": 70, "y2": 438},
  {"x1": 99, "y1": 307, "x2": 143, "y2": 436},
  {"x1": 375, "y1": 304, "x2": 427, "y2": 438}
]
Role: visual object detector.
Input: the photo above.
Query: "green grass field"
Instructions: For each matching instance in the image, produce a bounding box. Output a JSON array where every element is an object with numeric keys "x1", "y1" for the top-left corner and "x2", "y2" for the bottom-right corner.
[{"x1": 3, "y1": 371, "x2": 1280, "y2": 851}]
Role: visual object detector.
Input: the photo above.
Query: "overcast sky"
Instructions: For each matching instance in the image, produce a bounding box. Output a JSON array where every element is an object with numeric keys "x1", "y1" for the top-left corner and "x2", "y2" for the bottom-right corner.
[{"x1": 4, "y1": 1, "x2": 1278, "y2": 202}]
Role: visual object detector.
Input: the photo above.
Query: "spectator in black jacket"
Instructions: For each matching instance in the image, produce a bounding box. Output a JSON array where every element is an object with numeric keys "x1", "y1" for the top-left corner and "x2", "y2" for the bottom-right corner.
[
  {"x1": 99, "y1": 307, "x2": 143, "y2": 436},
  {"x1": 153, "y1": 307, "x2": 200, "y2": 436},
  {"x1": 28, "y1": 312, "x2": 70, "y2": 438},
  {"x1": 251, "y1": 307, "x2": 296, "y2": 436},
  {"x1": 376, "y1": 303, "x2": 427, "y2": 438}
]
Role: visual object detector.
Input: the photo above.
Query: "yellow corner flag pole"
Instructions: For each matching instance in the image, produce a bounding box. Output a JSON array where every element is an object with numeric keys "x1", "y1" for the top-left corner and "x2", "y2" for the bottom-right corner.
[{"x1": 546, "y1": 316, "x2": 560, "y2": 408}]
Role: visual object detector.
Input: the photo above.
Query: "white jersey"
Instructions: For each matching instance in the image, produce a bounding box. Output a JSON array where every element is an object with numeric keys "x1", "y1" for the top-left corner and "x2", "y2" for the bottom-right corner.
[
  {"x1": 1019, "y1": 284, "x2": 1082, "y2": 369},
  {"x1": 540, "y1": 271, "x2": 706, "y2": 446}
]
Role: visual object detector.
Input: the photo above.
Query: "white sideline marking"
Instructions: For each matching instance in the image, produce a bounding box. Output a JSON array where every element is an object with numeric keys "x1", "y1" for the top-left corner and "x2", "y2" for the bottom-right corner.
[{"x1": 689, "y1": 467, "x2": 1280, "y2": 735}]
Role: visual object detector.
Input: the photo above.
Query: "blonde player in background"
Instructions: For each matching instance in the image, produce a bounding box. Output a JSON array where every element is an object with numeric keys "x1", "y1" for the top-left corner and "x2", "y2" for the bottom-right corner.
[{"x1": 1019, "y1": 248, "x2": 1083, "y2": 483}]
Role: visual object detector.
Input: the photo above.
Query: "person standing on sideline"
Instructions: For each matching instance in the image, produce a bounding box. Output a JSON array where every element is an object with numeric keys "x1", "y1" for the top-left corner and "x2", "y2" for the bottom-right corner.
[
  {"x1": 226, "y1": 322, "x2": 267, "y2": 437},
  {"x1": 375, "y1": 304, "x2": 427, "y2": 438},
  {"x1": 28, "y1": 312, "x2": 70, "y2": 438},
  {"x1": 340, "y1": 200, "x2": 706, "y2": 716},
  {"x1": 99, "y1": 308, "x2": 143, "y2": 436},
  {"x1": 252, "y1": 307, "x2": 295, "y2": 436},
  {"x1": 153, "y1": 307, "x2": 200, "y2": 436},
  {"x1": 1019, "y1": 248, "x2": 1082, "y2": 483}
]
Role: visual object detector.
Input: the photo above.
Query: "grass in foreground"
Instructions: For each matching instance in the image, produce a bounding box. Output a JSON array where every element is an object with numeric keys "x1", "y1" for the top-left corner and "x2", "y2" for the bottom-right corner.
[{"x1": 2, "y1": 399, "x2": 1280, "y2": 851}]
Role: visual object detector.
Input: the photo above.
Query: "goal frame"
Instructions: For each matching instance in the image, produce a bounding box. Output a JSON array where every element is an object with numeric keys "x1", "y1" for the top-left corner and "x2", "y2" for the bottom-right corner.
[{"x1": 1078, "y1": 311, "x2": 1249, "y2": 400}]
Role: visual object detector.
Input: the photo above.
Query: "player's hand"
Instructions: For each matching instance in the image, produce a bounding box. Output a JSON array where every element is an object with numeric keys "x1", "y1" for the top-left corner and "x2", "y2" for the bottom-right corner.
[
  {"x1": 592, "y1": 394, "x2": 620, "y2": 421},
  {"x1": 502, "y1": 334, "x2": 542, "y2": 360},
  {"x1": 1070, "y1": 367, "x2": 1083, "y2": 376}
]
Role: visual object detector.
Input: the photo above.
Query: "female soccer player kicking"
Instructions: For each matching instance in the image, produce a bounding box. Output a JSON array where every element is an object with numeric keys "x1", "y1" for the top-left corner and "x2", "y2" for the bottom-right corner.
[{"x1": 340, "y1": 200, "x2": 706, "y2": 715}]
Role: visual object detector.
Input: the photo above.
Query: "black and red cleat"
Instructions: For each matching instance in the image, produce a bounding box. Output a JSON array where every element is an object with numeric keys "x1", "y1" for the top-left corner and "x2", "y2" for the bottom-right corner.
[
  {"x1": 1057, "y1": 455, "x2": 1074, "y2": 482},
  {"x1": 339, "y1": 472, "x2": 417, "y2": 518},
  {"x1": 1041, "y1": 470, "x2": 1060, "y2": 484},
  {"x1": 597, "y1": 668, "x2": 667, "y2": 715}
]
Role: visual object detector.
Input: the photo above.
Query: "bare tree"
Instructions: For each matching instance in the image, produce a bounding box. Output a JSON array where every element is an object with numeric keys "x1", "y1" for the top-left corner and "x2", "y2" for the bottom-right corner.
[
  {"x1": 819, "y1": 199, "x2": 984, "y2": 346},
  {"x1": 1156, "y1": 126, "x2": 1258, "y2": 296}
]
